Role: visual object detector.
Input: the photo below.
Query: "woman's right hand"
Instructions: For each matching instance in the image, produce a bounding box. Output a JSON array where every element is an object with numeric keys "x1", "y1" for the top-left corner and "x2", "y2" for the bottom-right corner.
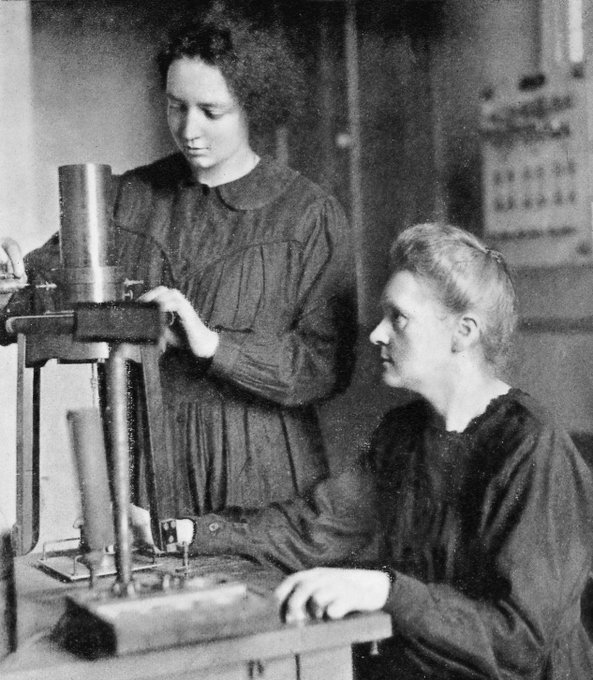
[
  {"x1": 0, "y1": 238, "x2": 27, "y2": 297},
  {"x1": 274, "y1": 567, "x2": 391, "y2": 624}
]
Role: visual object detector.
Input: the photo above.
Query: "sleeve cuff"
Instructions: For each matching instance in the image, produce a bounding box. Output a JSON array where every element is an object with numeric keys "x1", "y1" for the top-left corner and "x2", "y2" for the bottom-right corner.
[
  {"x1": 189, "y1": 514, "x2": 251, "y2": 556},
  {"x1": 382, "y1": 570, "x2": 431, "y2": 631},
  {"x1": 208, "y1": 331, "x2": 246, "y2": 380}
]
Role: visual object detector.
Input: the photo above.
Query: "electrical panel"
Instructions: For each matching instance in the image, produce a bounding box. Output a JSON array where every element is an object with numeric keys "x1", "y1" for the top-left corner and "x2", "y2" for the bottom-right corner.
[{"x1": 481, "y1": 71, "x2": 592, "y2": 267}]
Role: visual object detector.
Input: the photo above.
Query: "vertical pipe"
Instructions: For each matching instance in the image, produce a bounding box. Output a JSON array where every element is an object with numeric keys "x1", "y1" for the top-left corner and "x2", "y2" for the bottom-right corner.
[
  {"x1": 105, "y1": 344, "x2": 133, "y2": 593},
  {"x1": 319, "y1": 13, "x2": 336, "y2": 191},
  {"x1": 540, "y1": 0, "x2": 569, "y2": 69},
  {"x1": 567, "y1": 0, "x2": 584, "y2": 64},
  {"x1": 344, "y1": 0, "x2": 365, "y2": 319}
]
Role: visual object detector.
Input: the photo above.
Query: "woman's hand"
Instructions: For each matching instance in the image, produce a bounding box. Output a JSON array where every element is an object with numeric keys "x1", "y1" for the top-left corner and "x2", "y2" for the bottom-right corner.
[
  {"x1": 139, "y1": 286, "x2": 219, "y2": 359},
  {"x1": 274, "y1": 567, "x2": 391, "y2": 624},
  {"x1": 129, "y1": 503, "x2": 156, "y2": 548},
  {"x1": 0, "y1": 238, "x2": 27, "y2": 300}
]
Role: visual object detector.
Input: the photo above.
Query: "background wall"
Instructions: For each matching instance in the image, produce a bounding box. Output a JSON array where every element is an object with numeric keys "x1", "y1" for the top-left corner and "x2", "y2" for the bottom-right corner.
[
  {"x1": 0, "y1": 2, "x2": 35, "y2": 529},
  {"x1": 1, "y1": 0, "x2": 592, "y2": 549},
  {"x1": 429, "y1": 0, "x2": 593, "y2": 437},
  {"x1": 321, "y1": 0, "x2": 593, "y2": 462}
]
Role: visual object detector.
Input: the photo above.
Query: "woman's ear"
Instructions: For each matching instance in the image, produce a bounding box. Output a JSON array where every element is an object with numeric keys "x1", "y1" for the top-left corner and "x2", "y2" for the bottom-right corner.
[{"x1": 451, "y1": 314, "x2": 480, "y2": 353}]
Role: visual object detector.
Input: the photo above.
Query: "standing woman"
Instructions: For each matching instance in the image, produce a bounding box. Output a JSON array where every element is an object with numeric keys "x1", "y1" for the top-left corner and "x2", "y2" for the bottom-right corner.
[{"x1": 0, "y1": 7, "x2": 356, "y2": 516}]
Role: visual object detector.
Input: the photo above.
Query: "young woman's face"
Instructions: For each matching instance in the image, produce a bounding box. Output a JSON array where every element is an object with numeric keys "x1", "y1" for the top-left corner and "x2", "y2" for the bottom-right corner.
[
  {"x1": 370, "y1": 271, "x2": 459, "y2": 395},
  {"x1": 166, "y1": 57, "x2": 251, "y2": 184}
]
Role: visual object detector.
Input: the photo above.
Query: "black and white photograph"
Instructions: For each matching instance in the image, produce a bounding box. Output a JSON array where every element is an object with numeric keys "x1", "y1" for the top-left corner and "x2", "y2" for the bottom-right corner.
[{"x1": 0, "y1": 0, "x2": 593, "y2": 677}]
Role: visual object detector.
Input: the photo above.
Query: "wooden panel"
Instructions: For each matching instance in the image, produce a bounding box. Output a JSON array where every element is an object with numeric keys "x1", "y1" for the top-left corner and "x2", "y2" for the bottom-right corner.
[
  {"x1": 5, "y1": 557, "x2": 392, "y2": 680},
  {"x1": 1, "y1": 653, "x2": 298, "y2": 680},
  {"x1": 298, "y1": 647, "x2": 352, "y2": 680},
  {"x1": 2, "y1": 612, "x2": 391, "y2": 679},
  {"x1": 146, "y1": 657, "x2": 296, "y2": 680}
]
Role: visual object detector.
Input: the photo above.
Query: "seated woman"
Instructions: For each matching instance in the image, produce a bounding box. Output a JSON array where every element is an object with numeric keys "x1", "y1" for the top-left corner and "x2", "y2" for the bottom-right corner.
[{"x1": 163, "y1": 223, "x2": 593, "y2": 679}]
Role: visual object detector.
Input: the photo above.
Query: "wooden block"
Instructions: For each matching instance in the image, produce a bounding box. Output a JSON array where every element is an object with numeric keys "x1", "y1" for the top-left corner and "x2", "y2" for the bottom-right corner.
[{"x1": 54, "y1": 583, "x2": 279, "y2": 658}]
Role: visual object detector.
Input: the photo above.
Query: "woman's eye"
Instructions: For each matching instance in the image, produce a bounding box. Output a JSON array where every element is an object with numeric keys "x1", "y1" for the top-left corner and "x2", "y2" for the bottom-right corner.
[
  {"x1": 389, "y1": 310, "x2": 406, "y2": 329},
  {"x1": 203, "y1": 109, "x2": 223, "y2": 120}
]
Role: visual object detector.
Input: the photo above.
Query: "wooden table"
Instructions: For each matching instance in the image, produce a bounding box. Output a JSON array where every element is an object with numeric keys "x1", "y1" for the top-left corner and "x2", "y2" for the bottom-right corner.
[{"x1": 0, "y1": 554, "x2": 392, "y2": 680}]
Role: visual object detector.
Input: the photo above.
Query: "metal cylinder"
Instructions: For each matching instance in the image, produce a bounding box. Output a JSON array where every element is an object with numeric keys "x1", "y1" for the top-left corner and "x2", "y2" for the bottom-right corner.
[
  {"x1": 106, "y1": 345, "x2": 134, "y2": 593},
  {"x1": 59, "y1": 164, "x2": 113, "y2": 270},
  {"x1": 58, "y1": 164, "x2": 124, "y2": 306},
  {"x1": 67, "y1": 408, "x2": 114, "y2": 553}
]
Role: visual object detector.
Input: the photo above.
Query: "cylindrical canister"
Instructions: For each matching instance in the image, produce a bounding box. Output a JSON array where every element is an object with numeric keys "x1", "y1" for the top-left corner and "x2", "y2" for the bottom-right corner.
[
  {"x1": 58, "y1": 164, "x2": 124, "y2": 306},
  {"x1": 67, "y1": 408, "x2": 114, "y2": 553},
  {"x1": 59, "y1": 164, "x2": 113, "y2": 270}
]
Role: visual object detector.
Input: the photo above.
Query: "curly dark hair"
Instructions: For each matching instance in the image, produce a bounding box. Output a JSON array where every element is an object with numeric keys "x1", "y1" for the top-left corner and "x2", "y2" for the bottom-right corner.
[{"x1": 157, "y1": 4, "x2": 304, "y2": 132}]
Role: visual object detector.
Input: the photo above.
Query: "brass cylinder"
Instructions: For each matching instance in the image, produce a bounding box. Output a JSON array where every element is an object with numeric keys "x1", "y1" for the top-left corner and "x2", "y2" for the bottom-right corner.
[
  {"x1": 59, "y1": 164, "x2": 113, "y2": 270},
  {"x1": 58, "y1": 164, "x2": 123, "y2": 306}
]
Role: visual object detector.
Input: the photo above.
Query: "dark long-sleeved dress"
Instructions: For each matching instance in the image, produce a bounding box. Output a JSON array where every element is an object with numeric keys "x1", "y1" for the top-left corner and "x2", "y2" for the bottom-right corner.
[
  {"x1": 188, "y1": 388, "x2": 593, "y2": 679},
  {"x1": 1, "y1": 153, "x2": 356, "y2": 516}
]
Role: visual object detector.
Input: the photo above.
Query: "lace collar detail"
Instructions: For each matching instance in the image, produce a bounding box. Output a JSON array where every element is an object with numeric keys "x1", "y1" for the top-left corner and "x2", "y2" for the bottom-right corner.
[{"x1": 426, "y1": 387, "x2": 522, "y2": 437}]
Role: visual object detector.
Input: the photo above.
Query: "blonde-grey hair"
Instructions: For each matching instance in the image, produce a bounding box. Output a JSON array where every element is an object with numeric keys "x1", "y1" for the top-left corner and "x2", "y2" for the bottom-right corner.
[{"x1": 390, "y1": 223, "x2": 518, "y2": 368}]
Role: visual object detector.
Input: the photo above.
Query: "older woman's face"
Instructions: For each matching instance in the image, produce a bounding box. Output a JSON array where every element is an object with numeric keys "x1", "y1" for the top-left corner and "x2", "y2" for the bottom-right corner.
[
  {"x1": 370, "y1": 271, "x2": 458, "y2": 395},
  {"x1": 166, "y1": 57, "x2": 251, "y2": 184}
]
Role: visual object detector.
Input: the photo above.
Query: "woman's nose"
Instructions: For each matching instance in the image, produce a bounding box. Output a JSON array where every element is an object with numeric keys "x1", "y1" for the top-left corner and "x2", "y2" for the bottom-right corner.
[
  {"x1": 370, "y1": 319, "x2": 388, "y2": 346},
  {"x1": 181, "y1": 108, "x2": 203, "y2": 140}
]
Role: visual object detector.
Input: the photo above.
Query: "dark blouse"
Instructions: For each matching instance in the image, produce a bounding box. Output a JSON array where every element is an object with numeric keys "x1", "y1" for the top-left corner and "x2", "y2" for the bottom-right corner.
[
  {"x1": 2, "y1": 154, "x2": 356, "y2": 516},
  {"x1": 189, "y1": 389, "x2": 593, "y2": 679}
]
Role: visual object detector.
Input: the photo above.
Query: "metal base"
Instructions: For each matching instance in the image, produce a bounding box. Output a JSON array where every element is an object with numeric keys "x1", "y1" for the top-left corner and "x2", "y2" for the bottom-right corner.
[
  {"x1": 36, "y1": 538, "x2": 156, "y2": 583},
  {"x1": 37, "y1": 554, "x2": 155, "y2": 583}
]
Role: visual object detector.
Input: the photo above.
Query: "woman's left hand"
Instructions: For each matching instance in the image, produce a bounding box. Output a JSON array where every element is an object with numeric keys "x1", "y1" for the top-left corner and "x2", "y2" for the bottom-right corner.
[
  {"x1": 274, "y1": 567, "x2": 391, "y2": 624},
  {"x1": 139, "y1": 286, "x2": 219, "y2": 359}
]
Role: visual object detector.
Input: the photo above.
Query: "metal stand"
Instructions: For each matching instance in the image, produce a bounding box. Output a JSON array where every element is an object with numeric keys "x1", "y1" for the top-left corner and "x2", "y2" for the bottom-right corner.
[
  {"x1": 14, "y1": 321, "x2": 107, "y2": 556},
  {"x1": 9, "y1": 303, "x2": 169, "y2": 567}
]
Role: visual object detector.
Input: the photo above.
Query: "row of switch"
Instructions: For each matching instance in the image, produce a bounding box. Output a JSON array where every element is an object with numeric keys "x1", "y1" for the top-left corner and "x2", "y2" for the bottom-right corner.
[
  {"x1": 492, "y1": 159, "x2": 576, "y2": 185},
  {"x1": 492, "y1": 189, "x2": 577, "y2": 211},
  {"x1": 495, "y1": 94, "x2": 574, "y2": 121},
  {"x1": 487, "y1": 224, "x2": 577, "y2": 241}
]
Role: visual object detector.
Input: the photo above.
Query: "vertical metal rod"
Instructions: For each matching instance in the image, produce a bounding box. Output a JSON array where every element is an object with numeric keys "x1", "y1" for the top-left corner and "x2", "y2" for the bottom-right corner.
[
  {"x1": 15, "y1": 335, "x2": 40, "y2": 555},
  {"x1": 344, "y1": 0, "x2": 365, "y2": 318},
  {"x1": 105, "y1": 343, "x2": 133, "y2": 593}
]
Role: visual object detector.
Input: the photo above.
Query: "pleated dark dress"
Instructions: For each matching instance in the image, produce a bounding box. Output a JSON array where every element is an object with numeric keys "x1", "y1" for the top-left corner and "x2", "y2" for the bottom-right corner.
[
  {"x1": 7, "y1": 153, "x2": 356, "y2": 517},
  {"x1": 367, "y1": 389, "x2": 593, "y2": 679},
  {"x1": 188, "y1": 388, "x2": 593, "y2": 679}
]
